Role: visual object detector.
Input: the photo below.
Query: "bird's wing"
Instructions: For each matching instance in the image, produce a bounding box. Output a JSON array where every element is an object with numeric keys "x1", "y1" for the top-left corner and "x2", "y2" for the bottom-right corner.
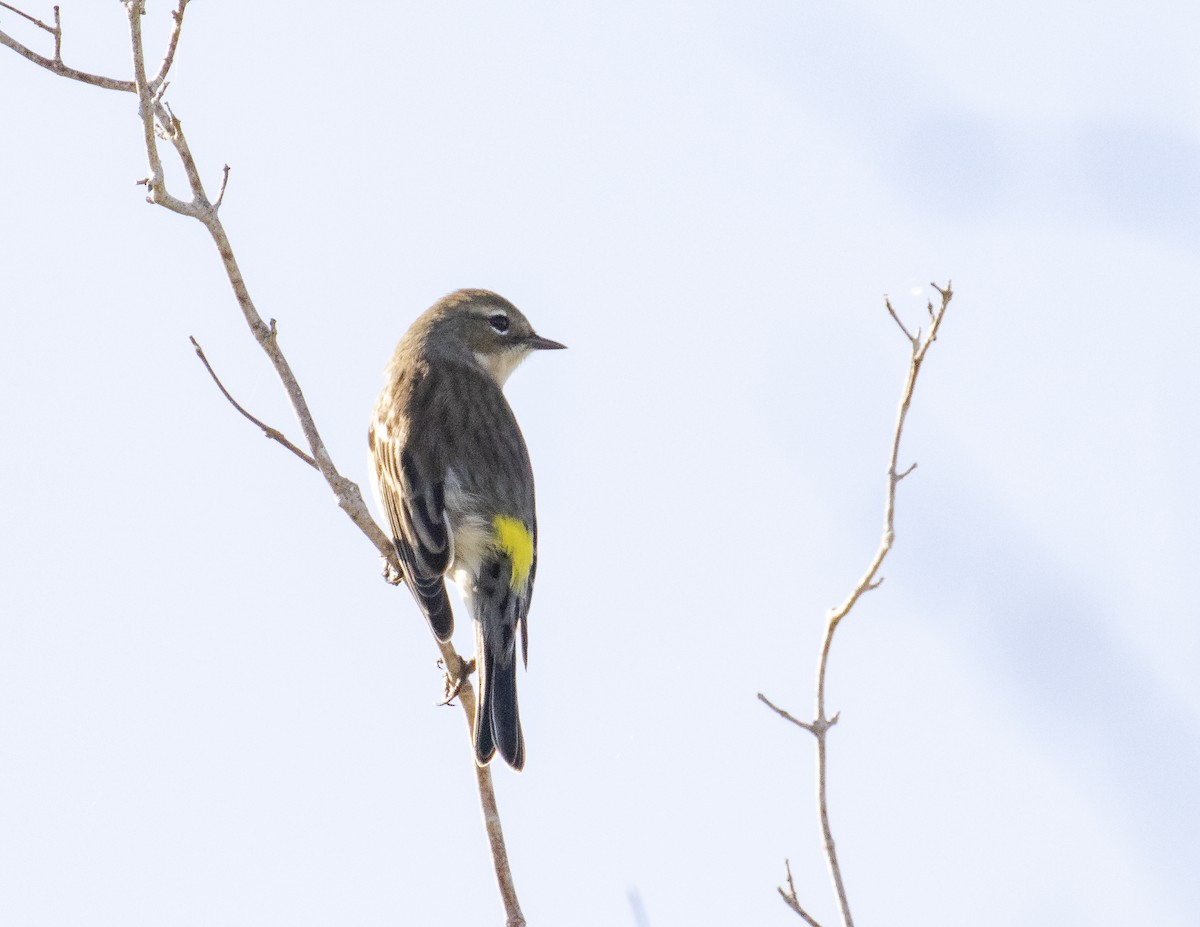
[{"x1": 371, "y1": 422, "x2": 455, "y2": 641}]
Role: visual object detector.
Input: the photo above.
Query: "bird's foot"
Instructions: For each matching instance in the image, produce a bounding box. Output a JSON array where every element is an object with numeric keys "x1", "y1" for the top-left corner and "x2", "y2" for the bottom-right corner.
[
  {"x1": 437, "y1": 656, "x2": 476, "y2": 706},
  {"x1": 380, "y1": 555, "x2": 403, "y2": 586}
]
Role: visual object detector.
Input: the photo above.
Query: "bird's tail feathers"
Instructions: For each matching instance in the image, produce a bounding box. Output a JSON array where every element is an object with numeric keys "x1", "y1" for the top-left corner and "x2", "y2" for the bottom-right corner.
[{"x1": 474, "y1": 621, "x2": 525, "y2": 770}]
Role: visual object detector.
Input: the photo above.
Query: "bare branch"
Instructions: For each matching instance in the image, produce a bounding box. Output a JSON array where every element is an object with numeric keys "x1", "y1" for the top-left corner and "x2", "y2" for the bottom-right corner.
[
  {"x1": 476, "y1": 760, "x2": 526, "y2": 927},
  {"x1": 6, "y1": 5, "x2": 529, "y2": 919},
  {"x1": 827, "y1": 283, "x2": 953, "y2": 641},
  {"x1": 436, "y1": 640, "x2": 525, "y2": 926},
  {"x1": 0, "y1": 2, "x2": 134, "y2": 90},
  {"x1": 125, "y1": 0, "x2": 193, "y2": 215},
  {"x1": 189, "y1": 336, "x2": 317, "y2": 468},
  {"x1": 0, "y1": 0, "x2": 187, "y2": 89},
  {"x1": 769, "y1": 283, "x2": 954, "y2": 926}
]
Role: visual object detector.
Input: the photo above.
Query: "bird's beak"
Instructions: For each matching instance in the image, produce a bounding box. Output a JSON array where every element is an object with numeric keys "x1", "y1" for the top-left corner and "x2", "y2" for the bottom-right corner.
[{"x1": 527, "y1": 333, "x2": 567, "y2": 351}]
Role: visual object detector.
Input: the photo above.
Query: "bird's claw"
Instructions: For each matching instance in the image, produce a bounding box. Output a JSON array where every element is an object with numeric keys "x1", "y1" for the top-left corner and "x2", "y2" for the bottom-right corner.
[
  {"x1": 437, "y1": 656, "x2": 476, "y2": 706},
  {"x1": 380, "y1": 555, "x2": 403, "y2": 586}
]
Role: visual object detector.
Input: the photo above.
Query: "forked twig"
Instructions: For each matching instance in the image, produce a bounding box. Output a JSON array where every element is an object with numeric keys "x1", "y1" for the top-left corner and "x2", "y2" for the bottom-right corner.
[
  {"x1": 0, "y1": 2, "x2": 132, "y2": 89},
  {"x1": 779, "y1": 859, "x2": 824, "y2": 927},
  {"x1": 0, "y1": 0, "x2": 53, "y2": 30}
]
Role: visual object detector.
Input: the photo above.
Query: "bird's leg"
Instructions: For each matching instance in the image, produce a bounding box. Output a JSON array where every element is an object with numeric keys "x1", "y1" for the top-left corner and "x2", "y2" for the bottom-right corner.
[{"x1": 438, "y1": 655, "x2": 476, "y2": 706}]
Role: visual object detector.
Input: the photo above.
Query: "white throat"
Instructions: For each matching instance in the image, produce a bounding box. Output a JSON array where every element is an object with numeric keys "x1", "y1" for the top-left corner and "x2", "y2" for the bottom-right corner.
[{"x1": 474, "y1": 346, "x2": 529, "y2": 387}]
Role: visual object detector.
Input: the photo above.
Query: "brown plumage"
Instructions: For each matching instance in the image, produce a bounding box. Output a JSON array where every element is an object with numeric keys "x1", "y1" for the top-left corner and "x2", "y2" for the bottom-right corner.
[{"x1": 369, "y1": 289, "x2": 565, "y2": 770}]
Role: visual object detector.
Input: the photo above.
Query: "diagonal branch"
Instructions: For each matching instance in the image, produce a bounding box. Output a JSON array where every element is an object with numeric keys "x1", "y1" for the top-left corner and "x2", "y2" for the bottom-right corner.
[
  {"x1": 3, "y1": 5, "x2": 526, "y2": 924},
  {"x1": 760, "y1": 283, "x2": 954, "y2": 926},
  {"x1": 189, "y1": 336, "x2": 317, "y2": 468}
]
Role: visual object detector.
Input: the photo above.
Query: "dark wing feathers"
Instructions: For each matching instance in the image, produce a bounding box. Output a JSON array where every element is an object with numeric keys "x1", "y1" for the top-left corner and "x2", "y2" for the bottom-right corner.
[
  {"x1": 392, "y1": 533, "x2": 454, "y2": 641},
  {"x1": 398, "y1": 449, "x2": 453, "y2": 576},
  {"x1": 372, "y1": 395, "x2": 455, "y2": 642}
]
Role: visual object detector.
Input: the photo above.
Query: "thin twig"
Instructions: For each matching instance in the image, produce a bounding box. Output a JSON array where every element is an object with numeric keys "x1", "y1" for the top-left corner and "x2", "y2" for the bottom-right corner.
[
  {"x1": 213, "y1": 164, "x2": 230, "y2": 210},
  {"x1": 884, "y1": 295, "x2": 915, "y2": 343},
  {"x1": 757, "y1": 692, "x2": 819, "y2": 735},
  {"x1": 779, "y1": 859, "x2": 824, "y2": 927},
  {"x1": 149, "y1": 0, "x2": 189, "y2": 88},
  {"x1": 763, "y1": 283, "x2": 954, "y2": 926},
  {"x1": 0, "y1": 0, "x2": 53, "y2": 31},
  {"x1": 189, "y1": 336, "x2": 317, "y2": 468}
]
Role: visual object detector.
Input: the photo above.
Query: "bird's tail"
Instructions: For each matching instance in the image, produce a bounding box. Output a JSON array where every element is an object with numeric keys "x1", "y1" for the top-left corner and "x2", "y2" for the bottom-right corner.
[{"x1": 474, "y1": 620, "x2": 525, "y2": 770}]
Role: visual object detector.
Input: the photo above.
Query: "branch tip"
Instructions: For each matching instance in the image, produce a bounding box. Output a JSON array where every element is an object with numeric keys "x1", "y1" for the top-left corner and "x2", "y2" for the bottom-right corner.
[
  {"x1": 885, "y1": 294, "x2": 917, "y2": 343},
  {"x1": 50, "y1": 4, "x2": 61, "y2": 62},
  {"x1": 212, "y1": 164, "x2": 230, "y2": 210}
]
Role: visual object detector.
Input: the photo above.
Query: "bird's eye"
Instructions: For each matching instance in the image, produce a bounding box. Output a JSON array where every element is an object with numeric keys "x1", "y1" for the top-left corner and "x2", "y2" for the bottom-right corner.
[{"x1": 489, "y1": 313, "x2": 510, "y2": 334}]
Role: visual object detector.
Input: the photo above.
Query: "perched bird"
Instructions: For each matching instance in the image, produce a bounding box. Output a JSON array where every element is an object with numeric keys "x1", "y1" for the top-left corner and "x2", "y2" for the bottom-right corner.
[{"x1": 368, "y1": 289, "x2": 564, "y2": 770}]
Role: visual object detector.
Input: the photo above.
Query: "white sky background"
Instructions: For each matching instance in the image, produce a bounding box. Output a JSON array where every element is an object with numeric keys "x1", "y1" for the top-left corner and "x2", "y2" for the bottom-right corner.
[{"x1": 2, "y1": 2, "x2": 1197, "y2": 925}]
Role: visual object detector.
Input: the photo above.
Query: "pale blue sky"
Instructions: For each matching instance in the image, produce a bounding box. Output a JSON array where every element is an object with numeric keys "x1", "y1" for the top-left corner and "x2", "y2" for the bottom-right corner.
[{"x1": 2, "y1": 2, "x2": 1197, "y2": 925}]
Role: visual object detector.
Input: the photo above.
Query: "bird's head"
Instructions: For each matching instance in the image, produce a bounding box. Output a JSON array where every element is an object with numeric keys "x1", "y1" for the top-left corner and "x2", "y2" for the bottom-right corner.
[{"x1": 429, "y1": 289, "x2": 566, "y2": 387}]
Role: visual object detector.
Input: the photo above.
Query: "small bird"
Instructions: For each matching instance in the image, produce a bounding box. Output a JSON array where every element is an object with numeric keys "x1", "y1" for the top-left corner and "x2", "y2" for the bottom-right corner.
[{"x1": 368, "y1": 289, "x2": 564, "y2": 770}]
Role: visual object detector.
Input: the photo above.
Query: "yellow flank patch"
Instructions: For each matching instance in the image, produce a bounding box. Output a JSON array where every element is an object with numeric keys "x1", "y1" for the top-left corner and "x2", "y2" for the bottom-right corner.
[{"x1": 492, "y1": 515, "x2": 534, "y2": 590}]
